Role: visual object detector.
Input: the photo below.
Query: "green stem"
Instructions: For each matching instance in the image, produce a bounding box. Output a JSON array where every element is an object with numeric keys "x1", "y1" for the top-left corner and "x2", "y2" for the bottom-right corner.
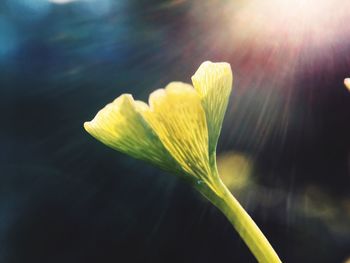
[{"x1": 196, "y1": 175, "x2": 282, "y2": 263}]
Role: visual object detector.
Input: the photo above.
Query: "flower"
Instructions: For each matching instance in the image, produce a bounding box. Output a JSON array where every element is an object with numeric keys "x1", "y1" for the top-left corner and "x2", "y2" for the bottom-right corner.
[
  {"x1": 84, "y1": 61, "x2": 282, "y2": 263},
  {"x1": 84, "y1": 61, "x2": 232, "y2": 191}
]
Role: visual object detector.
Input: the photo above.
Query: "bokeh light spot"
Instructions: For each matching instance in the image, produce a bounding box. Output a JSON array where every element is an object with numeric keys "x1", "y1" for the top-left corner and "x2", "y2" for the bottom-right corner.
[
  {"x1": 217, "y1": 152, "x2": 253, "y2": 192},
  {"x1": 344, "y1": 78, "x2": 350, "y2": 91}
]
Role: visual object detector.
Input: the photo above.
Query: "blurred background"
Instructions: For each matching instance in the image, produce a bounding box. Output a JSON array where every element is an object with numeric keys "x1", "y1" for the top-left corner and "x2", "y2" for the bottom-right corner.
[{"x1": 1, "y1": 0, "x2": 350, "y2": 262}]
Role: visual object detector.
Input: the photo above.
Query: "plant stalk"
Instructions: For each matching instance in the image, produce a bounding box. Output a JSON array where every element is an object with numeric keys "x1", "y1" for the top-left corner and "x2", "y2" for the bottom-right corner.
[{"x1": 196, "y1": 172, "x2": 282, "y2": 263}]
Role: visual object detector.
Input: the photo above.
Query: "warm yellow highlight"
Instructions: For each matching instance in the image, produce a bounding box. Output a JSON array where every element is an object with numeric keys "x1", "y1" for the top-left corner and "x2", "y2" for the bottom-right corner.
[
  {"x1": 192, "y1": 61, "x2": 233, "y2": 154},
  {"x1": 345, "y1": 78, "x2": 350, "y2": 91},
  {"x1": 217, "y1": 152, "x2": 253, "y2": 192}
]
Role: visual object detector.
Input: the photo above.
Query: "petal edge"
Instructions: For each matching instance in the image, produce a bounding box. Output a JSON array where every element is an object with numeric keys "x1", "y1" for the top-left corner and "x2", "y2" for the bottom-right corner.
[
  {"x1": 84, "y1": 94, "x2": 178, "y2": 171},
  {"x1": 191, "y1": 61, "x2": 233, "y2": 155}
]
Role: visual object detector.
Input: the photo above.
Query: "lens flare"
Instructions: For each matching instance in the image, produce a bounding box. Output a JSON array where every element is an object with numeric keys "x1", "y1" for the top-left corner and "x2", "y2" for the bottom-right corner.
[
  {"x1": 187, "y1": 0, "x2": 350, "y2": 149},
  {"x1": 190, "y1": 0, "x2": 350, "y2": 65},
  {"x1": 232, "y1": 0, "x2": 348, "y2": 49}
]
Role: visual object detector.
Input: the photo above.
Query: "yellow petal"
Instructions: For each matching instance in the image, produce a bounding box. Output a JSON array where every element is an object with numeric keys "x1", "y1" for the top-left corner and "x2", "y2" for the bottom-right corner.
[
  {"x1": 84, "y1": 94, "x2": 178, "y2": 171},
  {"x1": 141, "y1": 82, "x2": 212, "y2": 183},
  {"x1": 191, "y1": 61, "x2": 233, "y2": 155}
]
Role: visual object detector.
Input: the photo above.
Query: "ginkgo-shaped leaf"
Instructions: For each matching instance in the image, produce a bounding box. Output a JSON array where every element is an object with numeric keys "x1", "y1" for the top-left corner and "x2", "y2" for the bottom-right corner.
[
  {"x1": 191, "y1": 61, "x2": 233, "y2": 155},
  {"x1": 139, "y1": 82, "x2": 214, "y2": 186},
  {"x1": 83, "y1": 62, "x2": 282, "y2": 263},
  {"x1": 84, "y1": 94, "x2": 179, "y2": 172},
  {"x1": 84, "y1": 62, "x2": 233, "y2": 187}
]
